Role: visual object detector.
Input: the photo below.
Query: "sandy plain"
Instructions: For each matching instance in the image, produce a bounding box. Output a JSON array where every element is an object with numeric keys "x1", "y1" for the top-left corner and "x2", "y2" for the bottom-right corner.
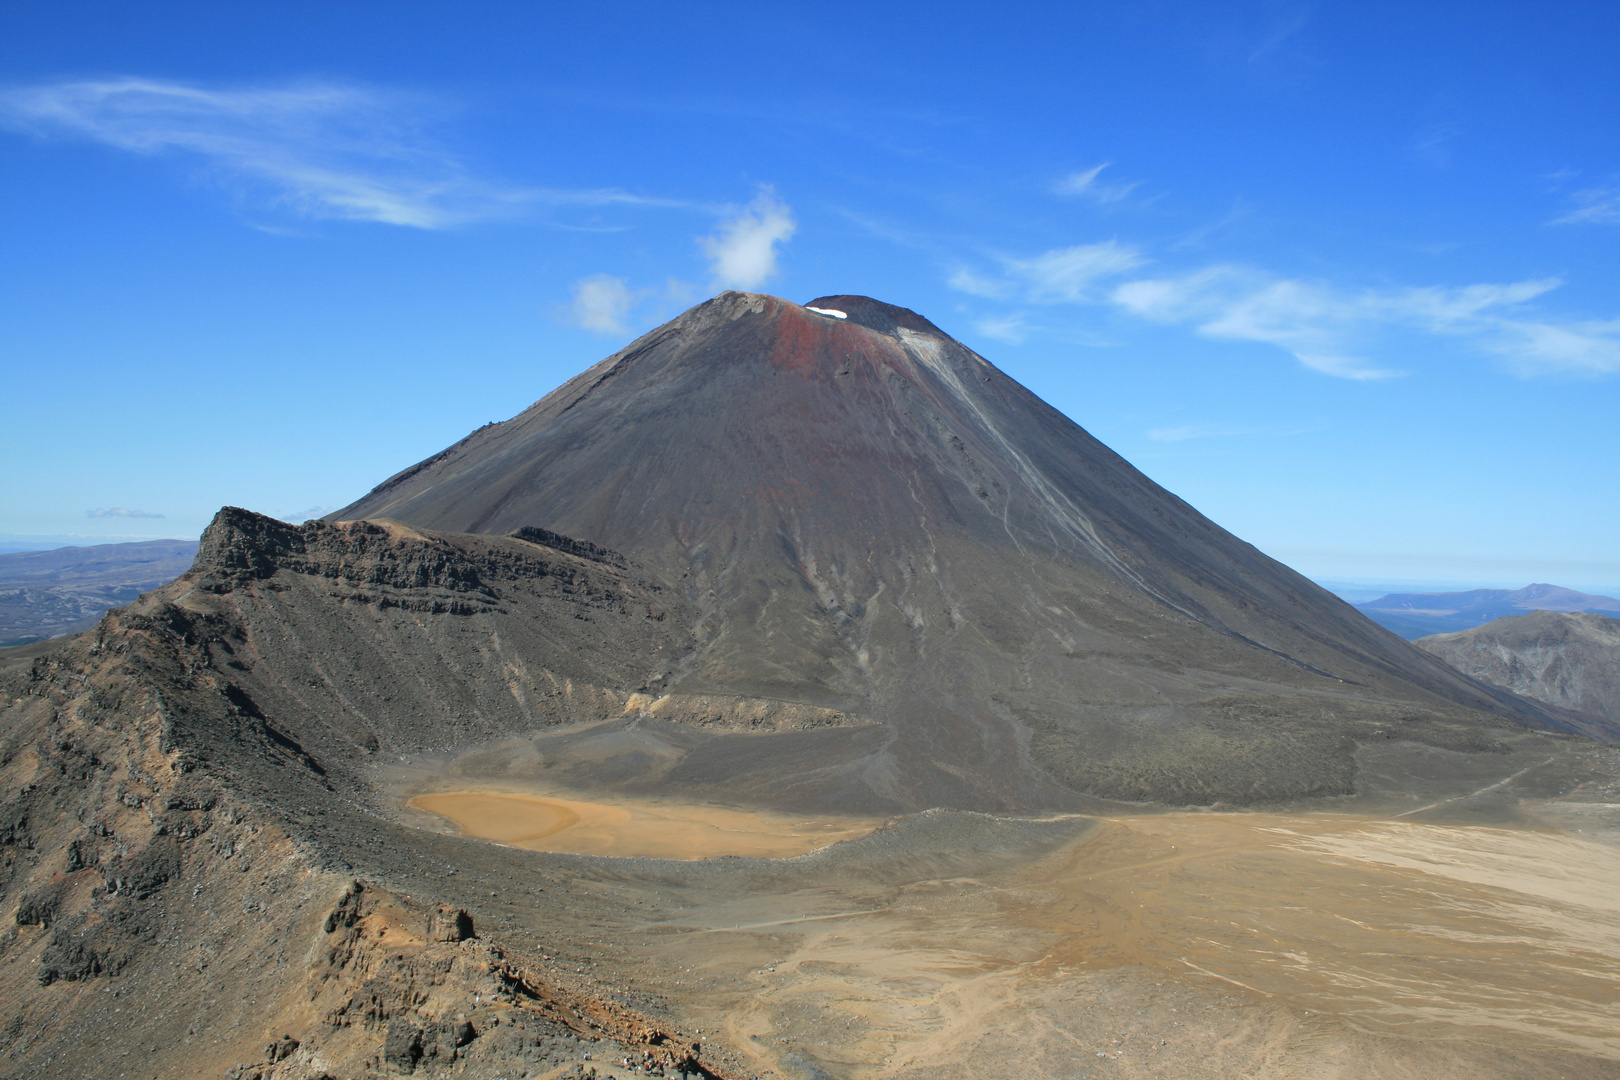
[
  {"x1": 383, "y1": 738, "x2": 1620, "y2": 1080},
  {"x1": 622, "y1": 812, "x2": 1620, "y2": 1079}
]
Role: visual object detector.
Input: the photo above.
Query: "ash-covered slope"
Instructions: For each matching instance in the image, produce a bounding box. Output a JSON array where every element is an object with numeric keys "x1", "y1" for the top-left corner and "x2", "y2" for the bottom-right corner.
[
  {"x1": 335, "y1": 292, "x2": 1585, "y2": 809},
  {"x1": 1418, "y1": 610, "x2": 1620, "y2": 737}
]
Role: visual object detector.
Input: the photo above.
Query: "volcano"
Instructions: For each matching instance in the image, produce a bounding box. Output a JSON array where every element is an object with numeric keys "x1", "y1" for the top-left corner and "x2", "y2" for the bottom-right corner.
[
  {"x1": 5, "y1": 293, "x2": 1616, "y2": 1080},
  {"x1": 334, "y1": 292, "x2": 1585, "y2": 810}
]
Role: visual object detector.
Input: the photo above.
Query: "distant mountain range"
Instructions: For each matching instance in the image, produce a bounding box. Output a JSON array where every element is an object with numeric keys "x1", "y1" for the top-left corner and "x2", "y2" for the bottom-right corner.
[
  {"x1": 1356, "y1": 583, "x2": 1620, "y2": 640},
  {"x1": 0, "y1": 538, "x2": 198, "y2": 646}
]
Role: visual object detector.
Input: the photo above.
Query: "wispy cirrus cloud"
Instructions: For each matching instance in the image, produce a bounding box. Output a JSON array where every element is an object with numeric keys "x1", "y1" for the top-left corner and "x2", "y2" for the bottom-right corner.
[
  {"x1": 700, "y1": 188, "x2": 796, "y2": 289},
  {"x1": 1007, "y1": 241, "x2": 1145, "y2": 302},
  {"x1": 87, "y1": 507, "x2": 164, "y2": 519},
  {"x1": 951, "y1": 240, "x2": 1617, "y2": 379},
  {"x1": 973, "y1": 313, "x2": 1031, "y2": 344},
  {"x1": 1114, "y1": 268, "x2": 1620, "y2": 378},
  {"x1": 1054, "y1": 163, "x2": 1140, "y2": 204},
  {"x1": 1489, "y1": 317, "x2": 1620, "y2": 376},
  {"x1": 947, "y1": 267, "x2": 1011, "y2": 299},
  {"x1": 1148, "y1": 425, "x2": 1250, "y2": 442},
  {"x1": 1413, "y1": 123, "x2": 1462, "y2": 169},
  {"x1": 1115, "y1": 268, "x2": 1408, "y2": 379},
  {"x1": 0, "y1": 78, "x2": 691, "y2": 228},
  {"x1": 1553, "y1": 184, "x2": 1620, "y2": 226},
  {"x1": 279, "y1": 505, "x2": 336, "y2": 524},
  {"x1": 950, "y1": 241, "x2": 1144, "y2": 304},
  {"x1": 1146, "y1": 423, "x2": 1318, "y2": 442},
  {"x1": 1247, "y1": 7, "x2": 1310, "y2": 63}
]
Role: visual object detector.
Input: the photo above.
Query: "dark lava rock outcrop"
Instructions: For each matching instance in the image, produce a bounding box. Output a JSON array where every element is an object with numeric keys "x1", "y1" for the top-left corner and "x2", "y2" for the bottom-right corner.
[
  {"x1": 334, "y1": 291, "x2": 1592, "y2": 809},
  {"x1": 1418, "y1": 610, "x2": 1620, "y2": 737}
]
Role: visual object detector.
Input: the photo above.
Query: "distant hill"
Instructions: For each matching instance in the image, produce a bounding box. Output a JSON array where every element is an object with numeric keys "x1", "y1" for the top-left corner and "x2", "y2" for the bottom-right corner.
[
  {"x1": 1418, "y1": 611, "x2": 1620, "y2": 734},
  {"x1": 0, "y1": 538, "x2": 198, "y2": 645},
  {"x1": 1355, "y1": 583, "x2": 1620, "y2": 640}
]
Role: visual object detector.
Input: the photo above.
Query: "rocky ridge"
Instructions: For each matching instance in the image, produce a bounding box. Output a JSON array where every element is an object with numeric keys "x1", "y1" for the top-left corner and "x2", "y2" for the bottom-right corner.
[{"x1": 0, "y1": 510, "x2": 743, "y2": 1079}]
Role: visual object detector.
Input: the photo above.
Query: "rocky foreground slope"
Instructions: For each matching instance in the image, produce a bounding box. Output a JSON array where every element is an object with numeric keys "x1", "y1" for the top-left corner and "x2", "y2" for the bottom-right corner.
[
  {"x1": 0, "y1": 512, "x2": 743, "y2": 1079},
  {"x1": 0, "y1": 505, "x2": 1607, "y2": 1079},
  {"x1": 1419, "y1": 610, "x2": 1620, "y2": 730}
]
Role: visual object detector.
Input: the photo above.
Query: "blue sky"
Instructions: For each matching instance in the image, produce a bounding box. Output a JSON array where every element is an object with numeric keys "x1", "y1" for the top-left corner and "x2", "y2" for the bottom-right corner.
[{"x1": 2, "y1": 1, "x2": 1616, "y2": 593}]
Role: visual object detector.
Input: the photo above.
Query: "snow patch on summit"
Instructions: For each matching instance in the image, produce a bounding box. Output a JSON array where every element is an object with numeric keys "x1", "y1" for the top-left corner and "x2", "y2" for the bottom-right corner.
[{"x1": 806, "y1": 306, "x2": 847, "y2": 319}]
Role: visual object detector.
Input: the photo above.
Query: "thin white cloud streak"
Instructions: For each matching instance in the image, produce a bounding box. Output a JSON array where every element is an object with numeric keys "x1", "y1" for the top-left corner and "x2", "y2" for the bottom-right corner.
[
  {"x1": 1127, "y1": 271, "x2": 1405, "y2": 380},
  {"x1": 1248, "y1": 10, "x2": 1310, "y2": 62},
  {"x1": 951, "y1": 241, "x2": 1616, "y2": 379},
  {"x1": 280, "y1": 505, "x2": 336, "y2": 523},
  {"x1": 1054, "y1": 163, "x2": 1140, "y2": 204},
  {"x1": 1146, "y1": 423, "x2": 1317, "y2": 442},
  {"x1": 951, "y1": 242, "x2": 1144, "y2": 304},
  {"x1": 1554, "y1": 185, "x2": 1620, "y2": 226},
  {"x1": 567, "y1": 274, "x2": 638, "y2": 335},
  {"x1": 0, "y1": 78, "x2": 698, "y2": 228},
  {"x1": 1413, "y1": 123, "x2": 1460, "y2": 169},
  {"x1": 973, "y1": 314, "x2": 1029, "y2": 344},
  {"x1": 1113, "y1": 268, "x2": 1584, "y2": 380},
  {"x1": 701, "y1": 189, "x2": 796, "y2": 289},
  {"x1": 87, "y1": 507, "x2": 164, "y2": 519},
  {"x1": 947, "y1": 267, "x2": 1010, "y2": 299},
  {"x1": 1115, "y1": 268, "x2": 1620, "y2": 378},
  {"x1": 1149, "y1": 425, "x2": 1246, "y2": 442},
  {"x1": 1491, "y1": 318, "x2": 1620, "y2": 376},
  {"x1": 1003, "y1": 241, "x2": 1145, "y2": 302}
]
